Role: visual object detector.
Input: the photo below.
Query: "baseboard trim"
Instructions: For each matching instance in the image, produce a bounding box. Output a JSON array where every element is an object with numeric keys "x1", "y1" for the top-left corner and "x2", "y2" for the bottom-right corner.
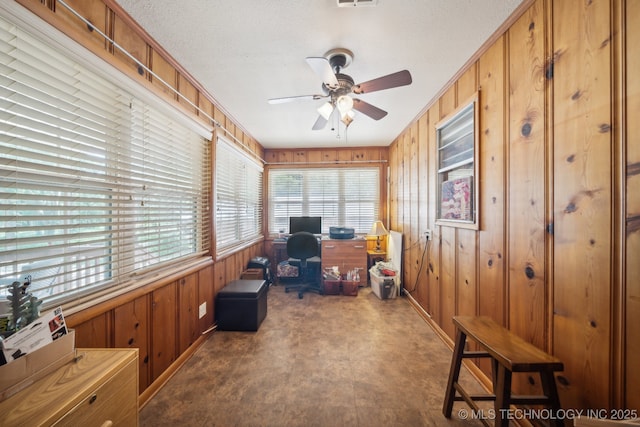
[
  {"x1": 138, "y1": 333, "x2": 210, "y2": 409},
  {"x1": 403, "y1": 292, "x2": 493, "y2": 392}
]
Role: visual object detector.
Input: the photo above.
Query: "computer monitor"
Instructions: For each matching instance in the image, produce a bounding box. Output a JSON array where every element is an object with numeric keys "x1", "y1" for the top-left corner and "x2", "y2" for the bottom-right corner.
[{"x1": 289, "y1": 216, "x2": 321, "y2": 235}]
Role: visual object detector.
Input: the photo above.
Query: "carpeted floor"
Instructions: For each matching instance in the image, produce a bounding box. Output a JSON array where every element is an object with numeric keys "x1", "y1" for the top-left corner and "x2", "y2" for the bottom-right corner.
[{"x1": 139, "y1": 284, "x2": 486, "y2": 427}]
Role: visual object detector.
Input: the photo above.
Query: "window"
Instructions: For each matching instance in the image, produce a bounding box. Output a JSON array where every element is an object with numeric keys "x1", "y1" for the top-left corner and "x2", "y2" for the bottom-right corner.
[
  {"x1": 268, "y1": 167, "x2": 380, "y2": 234},
  {"x1": 436, "y1": 95, "x2": 479, "y2": 228},
  {"x1": 0, "y1": 14, "x2": 211, "y2": 307},
  {"x1": 215, "y1": 136, "x2": 263, "y2": 257}
]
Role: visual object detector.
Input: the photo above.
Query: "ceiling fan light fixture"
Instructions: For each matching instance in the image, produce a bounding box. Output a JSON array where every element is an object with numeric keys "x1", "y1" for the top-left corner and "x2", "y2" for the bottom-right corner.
[
  {"x1": 336, "y1": 95, "x2": 354, "y2": 114},
  {"x1": 317, "y1": 102, "x2": 334, "y2": 120},
  {"x1": 341, "y1": 109, "x2": 355, "y2": 126}
]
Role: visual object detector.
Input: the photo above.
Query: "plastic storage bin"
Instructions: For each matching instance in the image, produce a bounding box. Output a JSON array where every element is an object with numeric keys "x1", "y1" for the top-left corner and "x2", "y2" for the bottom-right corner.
[
  {"x1": 341, "y1": 278, "x2": 359, "y2": 296},
  {"x1": 322, "y1": 278, "x2": 341, "y2": 295},
  {"x1": 370, "y1": 269, "x2": 398, "y2": 299}
]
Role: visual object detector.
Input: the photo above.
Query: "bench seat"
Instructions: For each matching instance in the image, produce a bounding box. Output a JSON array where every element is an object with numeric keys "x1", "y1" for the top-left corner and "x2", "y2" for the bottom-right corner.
[{"x1": 442, "y1": 316, "x2": 564, "y2": 427}]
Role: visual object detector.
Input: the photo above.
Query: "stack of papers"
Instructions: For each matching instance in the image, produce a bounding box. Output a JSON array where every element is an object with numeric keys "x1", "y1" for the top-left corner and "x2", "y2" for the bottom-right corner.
[{"x1": 0, "y1": 307, "x2": 68, "y2": 366}]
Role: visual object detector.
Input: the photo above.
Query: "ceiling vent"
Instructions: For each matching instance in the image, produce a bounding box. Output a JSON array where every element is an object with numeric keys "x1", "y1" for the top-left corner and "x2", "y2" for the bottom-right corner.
[{"x1": 337, "y1": 0, "x2": 378, "y2": 7}]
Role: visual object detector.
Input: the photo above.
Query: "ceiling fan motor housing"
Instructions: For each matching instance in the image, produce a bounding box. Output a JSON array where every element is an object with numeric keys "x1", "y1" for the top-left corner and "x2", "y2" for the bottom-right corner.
[
  {"x1": 325, "y1": 48, "x2": 353, "y2": 73},
  {"x1": 323, "y1": 73, "x2": 354, "y2": 98}
]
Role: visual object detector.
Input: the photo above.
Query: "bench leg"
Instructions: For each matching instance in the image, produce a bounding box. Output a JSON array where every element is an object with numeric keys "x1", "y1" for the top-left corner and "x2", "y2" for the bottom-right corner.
[
  {"x1": 443, "y1": 329, "x2": 467, "y2": 417},
  {"x1": 494, "y1": 364, "x2": 512, "y2": 427},
  {"x1": 540, "y1": 371, "x2": 564, "y2": 427},
  {"x1": 490, "y1": 358, "x2": 499, "y2": 392}
]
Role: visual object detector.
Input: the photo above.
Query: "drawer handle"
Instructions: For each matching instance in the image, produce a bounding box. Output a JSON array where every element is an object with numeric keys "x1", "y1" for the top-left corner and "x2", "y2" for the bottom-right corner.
[
  {"x1": 89, "y1": 394, "x2": 98, "y2": 404},
  {"x1": 324, "y1": 245, "x2": 335, "y2": 249},
  {"x1": 354, "y1": 245, "x2": 365, "y2": 249},
  {"x1": 100, "y1": 421, "x2": 113, "y2": 427}
]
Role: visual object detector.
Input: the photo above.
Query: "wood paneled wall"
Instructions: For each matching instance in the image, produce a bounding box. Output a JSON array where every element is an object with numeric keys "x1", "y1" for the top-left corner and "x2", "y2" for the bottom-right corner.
[
  {"x1": 625, "y1": 0, "x2": 640, "y2": 411},
  {"x1": 64, "y1": 242, "x2": 264, "y2": 406},
  {"x1": 264, "y1": 146, "x2": 388, "y2": 165},
  {"x1": 388, "y1": 0, "x2": 638, "y2": 411},
  {"x1": 13, "y1": 0, "x2": 640, "y2": 414}
]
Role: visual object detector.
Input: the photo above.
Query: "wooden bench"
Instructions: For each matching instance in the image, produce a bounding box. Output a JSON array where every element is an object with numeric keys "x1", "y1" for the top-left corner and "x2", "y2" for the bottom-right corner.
[{"x1": 442, "y1": 316, "x2": 564, "y2": 427}]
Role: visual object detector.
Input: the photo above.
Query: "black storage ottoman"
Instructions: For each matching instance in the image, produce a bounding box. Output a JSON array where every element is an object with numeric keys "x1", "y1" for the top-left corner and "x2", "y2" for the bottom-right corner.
[{"x1": 215, "y1": 279, "x2": 267, "y2": 331}]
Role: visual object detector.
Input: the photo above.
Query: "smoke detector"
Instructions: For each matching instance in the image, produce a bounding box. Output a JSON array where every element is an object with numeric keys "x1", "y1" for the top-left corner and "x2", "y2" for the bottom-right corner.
[{"x1": 337, "y1": 0, "x2": 378, "y2": 7}]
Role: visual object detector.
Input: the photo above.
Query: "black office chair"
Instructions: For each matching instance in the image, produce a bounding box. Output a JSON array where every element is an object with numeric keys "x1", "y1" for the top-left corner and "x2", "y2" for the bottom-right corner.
[{"x1": 284, "y1": 231, "x2": 322, "y2": 299}]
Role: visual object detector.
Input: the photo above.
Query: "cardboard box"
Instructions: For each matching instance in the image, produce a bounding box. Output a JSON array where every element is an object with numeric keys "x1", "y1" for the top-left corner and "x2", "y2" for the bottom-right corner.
[
  {"x1": 0, "y1": 329, "x2": 75, "y2": 401},
  {"x1": 241, "y1": 268, "x2": 265, "y2": 280}
]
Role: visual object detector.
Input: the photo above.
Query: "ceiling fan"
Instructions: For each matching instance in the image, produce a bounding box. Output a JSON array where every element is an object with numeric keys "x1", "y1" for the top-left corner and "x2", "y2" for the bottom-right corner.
[{"x1": 268, "y1": 48, "x2": 412, "y2": 130}]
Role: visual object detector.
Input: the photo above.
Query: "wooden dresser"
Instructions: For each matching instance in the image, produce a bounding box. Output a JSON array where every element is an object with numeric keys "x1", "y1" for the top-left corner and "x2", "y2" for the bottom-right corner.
[
  {"x1": 321, "y1": 239, "x2": 367, "y2": 287},
  {"x1": 0, "y1": 348, "x2": 139, "y2": 427}
]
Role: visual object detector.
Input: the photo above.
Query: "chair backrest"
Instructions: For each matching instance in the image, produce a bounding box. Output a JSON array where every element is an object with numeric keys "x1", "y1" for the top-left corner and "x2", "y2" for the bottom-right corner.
[{"x1": 286, "y1": 232, "x2": 319, "y2": 261}]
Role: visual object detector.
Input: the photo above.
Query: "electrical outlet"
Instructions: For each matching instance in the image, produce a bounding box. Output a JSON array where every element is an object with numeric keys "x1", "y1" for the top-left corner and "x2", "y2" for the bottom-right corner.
[
  {"x1": 424, "y1": 229, "x2": 432, "y2": 240},
  {"x1": 198, "y1": 302, "x2": 206, "y2": 319}
]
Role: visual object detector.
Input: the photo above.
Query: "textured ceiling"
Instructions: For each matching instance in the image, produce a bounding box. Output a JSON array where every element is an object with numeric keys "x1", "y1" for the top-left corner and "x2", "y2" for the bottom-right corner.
[{"x1": 115, "y1": 0, "x2": 524, "y2": 149}]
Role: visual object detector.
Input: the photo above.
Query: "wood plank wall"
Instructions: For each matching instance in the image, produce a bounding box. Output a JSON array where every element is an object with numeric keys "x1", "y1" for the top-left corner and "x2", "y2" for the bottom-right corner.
[
  {"x1": 11, "y1": 0, "x2": 640, "y2": 413},
  {"x1": 625, "y1": 0, "x2": 640, "y2": 412},
  {"x1": 388, "y1": 0, "x2": 639, "y2": 411}
]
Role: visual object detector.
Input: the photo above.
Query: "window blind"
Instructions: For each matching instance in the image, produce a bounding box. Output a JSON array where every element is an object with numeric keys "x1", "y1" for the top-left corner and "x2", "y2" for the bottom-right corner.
[
  {"x1": 215, "y1": 137, "x2": 263, "y2": 257},
  {"x1": 268, "y1": 167, "x2": 380, "y2": 234},
  {"x1": 0, "y1": 15, "x2": 210, "y2": 306}
]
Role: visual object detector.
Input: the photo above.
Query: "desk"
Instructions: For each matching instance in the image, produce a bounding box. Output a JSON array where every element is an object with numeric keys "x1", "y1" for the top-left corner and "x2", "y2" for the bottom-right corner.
[
  {"x1": 321, "y1": 239, "x2": 367, "y2": 287},
  {"x1": 271, "y1": 237, "x2": 367, "y2": 286}
]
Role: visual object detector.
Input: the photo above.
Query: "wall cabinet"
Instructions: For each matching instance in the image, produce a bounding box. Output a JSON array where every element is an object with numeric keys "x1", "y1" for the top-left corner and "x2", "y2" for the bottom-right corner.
[
  {"x1": 0, "y1": 348, "x2": 139, "y2": 426},
  {"x1": 321, "y1": 239, "x2": 367, "y2": 287}
]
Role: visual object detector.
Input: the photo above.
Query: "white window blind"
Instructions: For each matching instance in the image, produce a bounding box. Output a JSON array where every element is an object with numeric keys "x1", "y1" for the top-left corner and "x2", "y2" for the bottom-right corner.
[
  {"x1": 215, "y1": 137, "x2": 263, "y2": 257},
  {"x1": 0, "y1": 15, "x2": 210, "y2": 307},
  {"x1": 268, "y1": 167, "x2": 380, "y2": 234}
]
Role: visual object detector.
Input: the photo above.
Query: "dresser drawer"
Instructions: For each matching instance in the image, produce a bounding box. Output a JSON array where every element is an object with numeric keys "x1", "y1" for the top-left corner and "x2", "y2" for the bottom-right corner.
[
  {"x1": 54, "y1": 355, "x2": 138, "y2": 426},
  {"x1": 0, "y1": 349, "x2": 138, "y2": 427}
]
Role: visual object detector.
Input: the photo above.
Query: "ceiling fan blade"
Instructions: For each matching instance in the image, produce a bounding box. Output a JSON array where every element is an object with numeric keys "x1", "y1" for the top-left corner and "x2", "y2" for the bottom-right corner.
[
  {"x1": 313, "y1": 106, "x2": 340, "y2": 130},
  {"x1": 306, "y1": 57, "x2": 339, "y2": 89},
  {"x1": 352, "y1": 98, "x2": 388, "y2": 120},
  {"x1": 352, "y1": 70, "x2": 412, "y2": 94},
  {"x1": 268, "y1": 94, "x2": 324, "y2": 104},
  {"x1": 312, "y1": 114, "x2": 328, "y2": 130}
]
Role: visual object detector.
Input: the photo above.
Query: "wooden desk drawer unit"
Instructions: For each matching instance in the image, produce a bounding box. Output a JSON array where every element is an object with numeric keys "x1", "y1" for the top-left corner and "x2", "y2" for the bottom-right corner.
[
  {"x1": 321, "y1": 239, "x2": 367, "y2": 287},
  {"x1": 0, "y1": 348, "x2": 139, "y2": 427}
]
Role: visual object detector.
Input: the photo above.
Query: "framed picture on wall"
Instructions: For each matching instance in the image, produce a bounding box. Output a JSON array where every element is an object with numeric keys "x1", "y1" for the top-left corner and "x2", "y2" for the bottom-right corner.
[
  {"x1": 440, "y1": 176, "x2": 473, "y2": 221},
  {"x1": 435, "y1": 93, "x2": 479, "y2": 229}
]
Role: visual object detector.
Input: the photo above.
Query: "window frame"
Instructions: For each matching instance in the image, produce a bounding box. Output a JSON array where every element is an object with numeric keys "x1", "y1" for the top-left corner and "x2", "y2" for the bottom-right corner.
[
  {"x1": 0, "y1": 8, "x2": 212, "y2": 308},
  {"x1": 435, "y1": 93, "x2": 480, "y2": 229},
  {"x1": 266, "y1": 164, "x2": 383, "y2": 236},
  {"x1": 214, "y1": 134, "x2": 264, "y2": 259}
]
